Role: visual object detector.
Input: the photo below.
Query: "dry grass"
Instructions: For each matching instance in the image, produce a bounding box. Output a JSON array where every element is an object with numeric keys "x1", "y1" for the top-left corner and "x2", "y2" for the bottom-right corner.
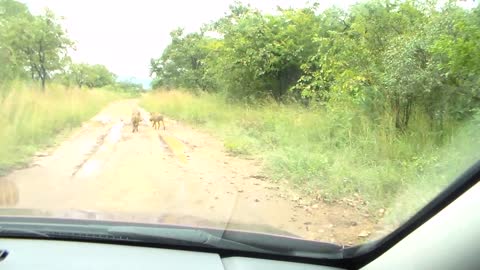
[{"x1": 0, "y1": 82, "x2": 119, "y2": 173}]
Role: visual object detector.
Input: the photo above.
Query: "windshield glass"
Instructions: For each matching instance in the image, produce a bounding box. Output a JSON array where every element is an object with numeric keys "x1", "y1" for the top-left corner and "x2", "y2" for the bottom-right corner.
[{"x1": 1, "y1": 0, "x2": 479, "y2": 258}]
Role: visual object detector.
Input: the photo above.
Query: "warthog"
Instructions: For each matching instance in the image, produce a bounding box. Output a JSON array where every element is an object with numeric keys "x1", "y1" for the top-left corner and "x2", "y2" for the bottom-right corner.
[
  {"x1": 131, "y1": 109, "x2": 141, "y2": 133},
  {"x1": 149, "y1": 112, "x2": 165, "y2": 130}
]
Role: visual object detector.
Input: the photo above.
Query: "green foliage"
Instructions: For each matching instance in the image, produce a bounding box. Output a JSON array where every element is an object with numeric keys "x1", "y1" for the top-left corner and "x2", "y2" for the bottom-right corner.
[
  {"x1": 56, "y1": 63, "x2": 116, "y2": 88},
  {"x1": 106, "y1": 80, "x2": 144, "y2": 95},
  {"x1": 1, "y1": 7, "x2": 73, "y2": 89},
  {"x1": 147, "y1": 2, "x2": 480, "y2": 223},
  {"x1": 151, "y1": 0, "x2": 480, "y2": 130},
  {"x1": 1, "y1": 0, "x2": 118, "y2": 91},
  {"x1": 0, "y1": 0, "x2": 124, "y2": 172},
  {"x1": 385, "y1": 109, "x2": 480, "y2": 223},
  {"x1": 150, "y1": 28, "x2": 216, "y2": 91},
  {"x1": 212, "y1": 4, "x2": 322, "y2": 101},
  {"x1": 0, "y1": 0, "x2": 33, "y2": 81},
  {"x1": 141, "y1": 91, "x2": 479, "y2": 224}
]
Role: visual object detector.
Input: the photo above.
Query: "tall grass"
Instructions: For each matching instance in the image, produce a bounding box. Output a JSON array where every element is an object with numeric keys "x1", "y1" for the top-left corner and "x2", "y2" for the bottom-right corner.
[
  {"x1": 0, "y1": 82, "x2": 119, "y2": 173},
  {"x1": 141, "y1": 90, "x2": 479, "y2": 224}
]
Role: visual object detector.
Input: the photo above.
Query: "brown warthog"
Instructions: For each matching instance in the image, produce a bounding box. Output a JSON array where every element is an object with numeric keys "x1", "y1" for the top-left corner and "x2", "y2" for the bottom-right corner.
[
  {"x1": 150, "y1": 112, "x2": 165, "y2": 130},
  {"x1": 131, "y1": 109, "x2": 141, "y2": 133}
]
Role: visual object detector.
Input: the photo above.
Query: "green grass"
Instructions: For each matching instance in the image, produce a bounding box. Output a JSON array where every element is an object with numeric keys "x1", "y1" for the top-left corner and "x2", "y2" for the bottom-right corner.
[
  {"x1": 141, "y1": 90, "x2": 479, "y2": 224},
  {"x1": 0, "y1": 81, "x2": 120, "y2": 174}
]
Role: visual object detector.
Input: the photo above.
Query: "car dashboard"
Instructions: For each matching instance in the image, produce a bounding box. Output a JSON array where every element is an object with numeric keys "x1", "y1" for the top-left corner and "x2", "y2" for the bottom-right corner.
[{"x1": 0, "y1": 238, "x2": 343, "y2": 270}]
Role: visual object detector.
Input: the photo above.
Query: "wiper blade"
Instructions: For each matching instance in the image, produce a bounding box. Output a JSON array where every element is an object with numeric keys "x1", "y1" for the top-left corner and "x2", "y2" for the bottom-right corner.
[
  {"x1": 108, "y1": 226, "x2": 269, "y2": 253},
  {"x1": 108, "y1": 226, "x2": 344, "y2": 259},
  {"x1": 0, "y1": 220, "x2": 343, "y2": 259},
  {"x1": 0, "y1": 227, "x2": 50, "y2": 238},
  {"x1": 221, "y1": 229, "x2": 344, "y2": 259}
]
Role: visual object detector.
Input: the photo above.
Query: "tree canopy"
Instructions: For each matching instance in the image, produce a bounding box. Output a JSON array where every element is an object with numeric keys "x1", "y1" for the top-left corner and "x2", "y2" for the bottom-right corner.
[
  {"x1": 58, "y1": 63, "x2": 117, "y2": 88},
  {"x1": 150, "y1": 0, "x2": 480, "y2": 129},
  {"x1": 0, "y1": 0, "x2": 123, "y2": 91},
  {"x1": 1, "y1": 1, "x2": 73, "y2": 89}
]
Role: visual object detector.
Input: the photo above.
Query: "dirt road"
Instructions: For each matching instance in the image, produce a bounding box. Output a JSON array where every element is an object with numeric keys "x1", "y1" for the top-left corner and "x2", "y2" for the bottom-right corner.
[{"x1": 0, "y1": 99, "x2": 376, "y2": 245}]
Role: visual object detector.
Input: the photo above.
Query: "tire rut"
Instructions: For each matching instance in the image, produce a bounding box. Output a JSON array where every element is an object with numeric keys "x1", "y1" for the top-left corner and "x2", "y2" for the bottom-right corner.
[{"x1": 71, "y1": 125, "x2": 112, "y2": 177}]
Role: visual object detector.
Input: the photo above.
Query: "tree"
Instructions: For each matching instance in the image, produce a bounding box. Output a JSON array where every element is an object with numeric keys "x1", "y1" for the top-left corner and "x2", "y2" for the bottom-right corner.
[
  {"x1": 58, "y1": 63, "x2": 116, "y2": 88},
  {"x1": 150, "y1": 0, "x2": 480, "y2": 131},
  {"x1": 210, "y1": 3, "x2": 322, "y2": 101},
  {"x1": 150, "y1": 28, "x2": 216, "y2": 91},
  {"x1": 5, "y1": 9, "x2": 73, "y2": 90},
  {"x1": 115, "y1": 80, "x2": 144, "y2": 92},
  {"x1": 0, "y1": 0, "x2": 32, "y2": 81},
  {"x1": 70, "y1": 63, "x2": 90, "y2": 88},
  {"x1": 87, "y1": 64, "x2": 116, "y2": 88}
]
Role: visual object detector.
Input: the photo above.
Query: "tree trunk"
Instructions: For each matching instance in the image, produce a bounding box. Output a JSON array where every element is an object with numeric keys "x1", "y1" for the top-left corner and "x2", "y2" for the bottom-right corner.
[
  {"x1": 41, "y1": 77, "x2": 46, "y2": 91},
  {"x1": 38, "y1": 41, "x2": 46, "y2": 91}
]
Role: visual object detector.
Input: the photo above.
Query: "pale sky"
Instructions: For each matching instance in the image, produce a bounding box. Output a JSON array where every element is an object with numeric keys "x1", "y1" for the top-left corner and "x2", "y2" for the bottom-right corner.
[{"x1": 19, "y1": 0, "x2": 358, "y2": 86}]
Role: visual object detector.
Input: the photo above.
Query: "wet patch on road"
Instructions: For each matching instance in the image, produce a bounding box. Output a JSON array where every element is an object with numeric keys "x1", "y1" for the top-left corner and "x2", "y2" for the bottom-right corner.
[
  {"x1": 158, "y1": 133, "x2": 188, "y2": 163},
  {"x1": 72, "y1": 121, "x2": 124, "y2": 178}
]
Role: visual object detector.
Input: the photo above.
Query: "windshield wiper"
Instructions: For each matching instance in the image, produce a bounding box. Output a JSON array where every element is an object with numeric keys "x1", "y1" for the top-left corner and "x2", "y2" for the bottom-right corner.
[
  {"x1": 108, "y1": 226, "x2": 344, "y2": 259},
  {"x1": 0, "y1": 221, "x2": 343, "y2": 259},
  {"x1": 108, "y1": 226, "x2": 268, "y2": 252},
  {"x1": 0, "y1": 227, "x2": 50, "y2": 238}
]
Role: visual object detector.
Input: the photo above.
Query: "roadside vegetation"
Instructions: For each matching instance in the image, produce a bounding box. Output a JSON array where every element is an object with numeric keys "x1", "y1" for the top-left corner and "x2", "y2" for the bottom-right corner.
[
  {"x1": 146, "y1": 0, "x2": 480, "y2": 224},
  {"x1": 0, "y1": 0, "x2": 142, "y2": 173},
  {"x1": 141, "y1": 91, "x2": 479, "y2": 223},
  {"x1": 0, "y1": 82, "x2": 120, "y2": 174},
  {"x1": 2, "y1": 0, "x2": 479, "y2": 225}
]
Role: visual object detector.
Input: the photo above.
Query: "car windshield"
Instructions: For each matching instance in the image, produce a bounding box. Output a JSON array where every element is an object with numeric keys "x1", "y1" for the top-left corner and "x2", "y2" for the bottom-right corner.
[{"x1": 0, "y1": 0, "x2": 479, "y2": 260}]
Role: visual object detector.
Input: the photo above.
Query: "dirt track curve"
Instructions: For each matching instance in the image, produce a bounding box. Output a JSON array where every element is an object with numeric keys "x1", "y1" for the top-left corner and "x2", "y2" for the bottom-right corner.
[{"x1": 0, "y1": 99, "x2": 377, "y2": 245}]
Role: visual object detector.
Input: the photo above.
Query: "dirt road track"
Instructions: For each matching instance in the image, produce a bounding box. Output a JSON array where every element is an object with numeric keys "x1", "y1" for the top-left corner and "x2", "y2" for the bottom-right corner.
[{"x1": 0, "y1": 99, "x2": 377, "y2": 245}]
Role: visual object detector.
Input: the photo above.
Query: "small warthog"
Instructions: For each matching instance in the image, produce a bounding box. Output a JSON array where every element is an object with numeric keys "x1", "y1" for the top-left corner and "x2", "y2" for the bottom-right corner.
[
  {"x1": 131, "y1": 109, "x2": 141, "y2": 133},
  {"x1": 150, "y1": 112, "x2": 165, "y2": 130}
]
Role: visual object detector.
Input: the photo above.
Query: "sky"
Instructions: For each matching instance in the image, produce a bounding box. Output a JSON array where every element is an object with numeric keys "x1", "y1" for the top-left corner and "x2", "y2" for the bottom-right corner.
[{"x1": 19, "y1": 0, "x2": 358, "y2": 87}]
